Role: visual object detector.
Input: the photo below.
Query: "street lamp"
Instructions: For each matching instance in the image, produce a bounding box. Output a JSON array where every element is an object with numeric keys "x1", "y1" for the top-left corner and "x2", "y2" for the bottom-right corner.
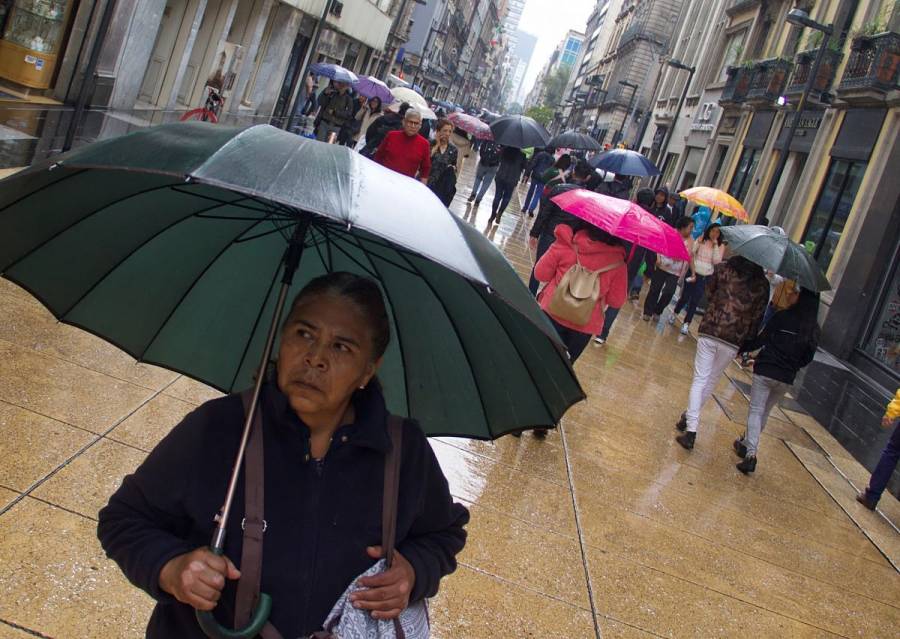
[
  {"x1": 612, "y1": 80, "x2": 638, "y2": 146},
  {"x1": 654, "y1": 58, "x2": 696, "y2": 186},
  {"x1": 757, "y1": 9, "x2": 833, "y2": 225}
]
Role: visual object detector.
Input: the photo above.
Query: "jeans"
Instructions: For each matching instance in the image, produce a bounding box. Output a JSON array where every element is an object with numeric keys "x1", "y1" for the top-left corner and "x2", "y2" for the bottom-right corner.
[
  {"x1": 644, "y1": 270, "x2": 679, "y2": 317},
  {"x1": 548, "y1": 315, "x2": 592, "y2": 362},
  {"x1": 528, "y1": 231, "x2": 556, "y2": 295},
  {"x1": 739, "y1": 375, "x2": 790, "y2": 456},
  {"x1": 470, "y1": 164, "x2": 499, "y2": 203},
  {"x1": 524, "y1": 179, "x2": 545, "y2": 213},
  {"x1": 599, "y1": 306, "x2": 619, "y2": 341},
  {"x1": 865, "y1": 419, "x2": 900, "y2": 503},
  {"x1": 491, "y1": 179, "x2": 516, "y2": 218},
  {"x1": 686, "y1": 337, "x2": 738, "y2": 433},
  {"x1": 674, "y1": 274, "x2": 708, "y2": 324}
]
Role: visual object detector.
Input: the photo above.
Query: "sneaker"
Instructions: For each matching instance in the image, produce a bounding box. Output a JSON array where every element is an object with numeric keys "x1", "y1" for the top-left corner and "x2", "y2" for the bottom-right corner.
[
  {"x1": 675, "y1": 431, "x2": 696, "y2": 450},
  {"x1": 668, "y1": 314, "x2": 677, "y2": 326},
  {"x1": 733, "y1": 438, "x2": 747, "y2": 458},
  {"x1": 856, "y1": 491, "x2": 878, "y2": 510},
  {"x1": 736, "y1": 456, "x2": 757, "y2": 474},
  {"x1": 629, "y1": 293, "x2": 640, "y2": 301},
  {"x1": 593, "y1": 336, "x2": 606, "y2": 345},
  {"x1": 680, "y1": 323, "x2": 690, "y2": 335},
  {"x1": 467, "y1": 193, "x2": 476, "y2": 202},
  {"x1": 641, "y1": 314, "x2": 651, "y2": 321}
]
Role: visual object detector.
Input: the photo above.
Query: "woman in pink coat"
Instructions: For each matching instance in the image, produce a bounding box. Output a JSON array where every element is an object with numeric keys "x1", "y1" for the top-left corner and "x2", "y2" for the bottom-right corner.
[{"x1": 535, "y1": 222, "x2": 628, "y2": 362}]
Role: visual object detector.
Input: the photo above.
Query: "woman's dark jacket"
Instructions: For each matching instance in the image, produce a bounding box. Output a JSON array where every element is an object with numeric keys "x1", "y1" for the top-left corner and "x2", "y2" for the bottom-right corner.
[
  {"x1": 530, "y1": 182, "x2": 583, "y2": 240},
  {"x1": 741, "y1": 307, "x2": 820, "y2": 384},
  {"x1": 97, "y1": 382, "x2": 469, "y2": 639},
  {"x1": 495, "y1": 148, "x2": 527, "y2": 185}
]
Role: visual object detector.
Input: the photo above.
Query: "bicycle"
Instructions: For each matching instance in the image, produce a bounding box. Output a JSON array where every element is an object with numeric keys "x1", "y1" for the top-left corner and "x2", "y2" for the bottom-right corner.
[{"x1": 180, "y1": 87, "x2": 225, "y2": 123}]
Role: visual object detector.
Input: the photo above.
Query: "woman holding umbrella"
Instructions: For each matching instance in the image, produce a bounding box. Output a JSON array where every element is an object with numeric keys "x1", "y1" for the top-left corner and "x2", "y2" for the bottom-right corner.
[
  {"x1": 488, "y1": 146, "x2": 528, "y2": 225},
  {"x1": 352, "y1": 96, "x2": 383, "y2": 150},
  {"x1": 669, "y1": 222, "x2": 724, "y2": 335},
  {"x1": 428, "y1": 118, "x2": 461, "y2": 206}
]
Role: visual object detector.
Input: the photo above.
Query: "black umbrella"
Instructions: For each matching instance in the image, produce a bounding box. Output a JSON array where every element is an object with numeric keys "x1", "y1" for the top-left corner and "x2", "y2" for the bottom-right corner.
[
  {"x1": 547, "y1": 130, "x2": 602, "y2": 151},
  {"x1": 489, "y1": 115, "x2": 551, "y2": 149}
]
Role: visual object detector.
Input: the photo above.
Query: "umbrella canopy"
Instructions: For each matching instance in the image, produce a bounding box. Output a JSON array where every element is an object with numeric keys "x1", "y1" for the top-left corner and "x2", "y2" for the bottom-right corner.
[
  {"x1": 0, "y1": 122, "x2": 584, "y2": 438},
  {"x1": 354, "y1": 75, "x2": 394, "y2": 104},
  {"x1": 447, "y1": 112, "x2": 493, "y2": 140},
  {"x1": 719, "y1": 225, "x2": 831, "y2": 292},
  {"x1": 308, "y1": 62, "x2": 358, "y2": 85},
  {"x1": 547, "y1": 130, "x2": 602, "y2": 152},
  {"x1": 551, "y1": 189, "x2": 691, "y2": 261},
  {"x1": 588, "y1": 149, "x2": 660, "y2": 177},
  {"x1": 489, "y1": 115, "x2": 550, "y2": 149},
  {"x1": 680, "y1": 186, "x2": 748, "y2": 222},
  {"x1": 391, "y1": 86, "x2": 428, "y2": 110}
]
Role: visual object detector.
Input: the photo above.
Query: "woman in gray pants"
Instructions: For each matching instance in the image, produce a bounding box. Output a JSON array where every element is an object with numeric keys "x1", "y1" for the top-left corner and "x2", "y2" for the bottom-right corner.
[{"x1": 735, "y1": 288, "x2": 820, "y2": 474}]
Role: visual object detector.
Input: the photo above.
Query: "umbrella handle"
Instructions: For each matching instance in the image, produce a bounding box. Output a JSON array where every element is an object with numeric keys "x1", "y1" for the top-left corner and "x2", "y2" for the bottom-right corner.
[{"x1": 195, "y1": 546, "x2": 273, "y2": 639}]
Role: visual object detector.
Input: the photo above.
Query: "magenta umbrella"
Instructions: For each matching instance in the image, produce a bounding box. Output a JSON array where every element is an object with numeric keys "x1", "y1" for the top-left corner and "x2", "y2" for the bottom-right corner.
[
  {"x1": 552, "y1": 189, "x2": 691, "y2": 261},
  {"x1": 448, "y1": 112, "x2": 493, "y2": 140}
]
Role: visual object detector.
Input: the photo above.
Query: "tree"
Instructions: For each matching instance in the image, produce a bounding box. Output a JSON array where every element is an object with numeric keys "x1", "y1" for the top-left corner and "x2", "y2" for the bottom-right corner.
[
  {"x1": 542, "y1": 65, "x2": 573, "y2": 109},
  {"x1": 525, "y1": 105, "x2": 554, "y2": 126}
]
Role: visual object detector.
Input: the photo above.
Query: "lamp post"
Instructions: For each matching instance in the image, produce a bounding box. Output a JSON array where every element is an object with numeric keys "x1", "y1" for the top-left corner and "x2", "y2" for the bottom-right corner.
[
  {"x1": 611, "y1": 80, "x2": 637, "y2": 146},
  {"x1": 756, "y1": 9, "x2": 833, "y2": 225},
  {"x1": 654, "y1": 58, "x2": 696, "y2": 186}
]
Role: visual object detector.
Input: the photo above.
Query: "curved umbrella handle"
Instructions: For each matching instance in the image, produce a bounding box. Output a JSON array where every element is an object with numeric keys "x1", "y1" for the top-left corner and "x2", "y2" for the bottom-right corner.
[{"x1": 195, "y1": 547, "x2": 273, "y2": 639}]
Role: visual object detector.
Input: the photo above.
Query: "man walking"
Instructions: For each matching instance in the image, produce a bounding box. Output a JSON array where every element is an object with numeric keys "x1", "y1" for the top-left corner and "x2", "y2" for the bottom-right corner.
[
  {"x1": 468, "y1": 140, "x2": 502, "y2": 206},
  {"x1": 374, "y1": 108, "x2": 431, "y2": 183},
  {"x1": 315, "y1": 81, "x2": 354, "y2": 142},
  {"x1": 522, "y1": 147, "x2": 556, "y2": 217},
  {"x1": 857, "y1": 388, "x2": 900, "y2": 510},
  {"x1": 675, "y1": 255, "x2": 770, "y2": 450}
]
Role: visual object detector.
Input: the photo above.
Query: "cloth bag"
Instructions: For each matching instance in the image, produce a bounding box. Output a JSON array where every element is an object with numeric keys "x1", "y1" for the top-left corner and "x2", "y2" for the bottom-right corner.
[{"x1": 547, "y1": 247, "x2": 622, "y2": 326}]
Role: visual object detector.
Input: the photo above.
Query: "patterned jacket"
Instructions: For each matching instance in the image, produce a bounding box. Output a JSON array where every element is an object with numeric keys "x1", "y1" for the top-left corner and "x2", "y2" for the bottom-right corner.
[{"x1": 698, "y1": 257, "x2": 770, "y2": 348}]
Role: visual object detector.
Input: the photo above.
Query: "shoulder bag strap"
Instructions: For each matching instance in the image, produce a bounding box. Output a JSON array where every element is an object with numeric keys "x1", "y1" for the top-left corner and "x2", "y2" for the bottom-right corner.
[{"x1": 383, "y1": 416, "x2": 406, "y2": 639}]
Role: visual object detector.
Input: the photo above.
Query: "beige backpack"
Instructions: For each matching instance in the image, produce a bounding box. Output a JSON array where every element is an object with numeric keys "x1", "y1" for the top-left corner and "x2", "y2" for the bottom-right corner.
[{"x1": 547, "y1": 246, "x2": 623, "y2": 326}]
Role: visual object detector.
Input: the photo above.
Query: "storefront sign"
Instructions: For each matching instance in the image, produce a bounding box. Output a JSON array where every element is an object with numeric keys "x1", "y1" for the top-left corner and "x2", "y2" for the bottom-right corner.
[
  {"x1": 775, "y1": 108, "x2": 824, "y2": 153},
  {"x1": 691, "y1": 102, "x2": 718, "y2": 132}
]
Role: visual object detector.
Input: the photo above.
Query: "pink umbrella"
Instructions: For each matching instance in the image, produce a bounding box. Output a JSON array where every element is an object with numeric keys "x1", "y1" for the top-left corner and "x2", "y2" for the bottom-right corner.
[
  {"x1": 447, "y1": 112, "x2": 493, "y2": 140},
  {"x1": 551, "y1": 189, "x2": 691, "y2": 261}
]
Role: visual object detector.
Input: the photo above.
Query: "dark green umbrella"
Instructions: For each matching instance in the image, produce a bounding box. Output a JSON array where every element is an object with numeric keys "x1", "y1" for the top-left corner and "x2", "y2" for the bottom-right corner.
[{"x1": 0, "y1": 122, "x2": 584, "y2": 637}]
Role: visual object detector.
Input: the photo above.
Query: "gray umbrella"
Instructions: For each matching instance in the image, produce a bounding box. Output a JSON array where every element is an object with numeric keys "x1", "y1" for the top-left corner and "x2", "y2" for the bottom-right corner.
[{"x1": 719, "y1": 225, "x2": 831, "y2": 292}]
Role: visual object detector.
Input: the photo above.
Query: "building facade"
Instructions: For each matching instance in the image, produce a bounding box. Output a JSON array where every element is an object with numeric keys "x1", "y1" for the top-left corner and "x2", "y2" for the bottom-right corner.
[{"x1": 524, "y1": 29, "x2": 584, "y2": 110}]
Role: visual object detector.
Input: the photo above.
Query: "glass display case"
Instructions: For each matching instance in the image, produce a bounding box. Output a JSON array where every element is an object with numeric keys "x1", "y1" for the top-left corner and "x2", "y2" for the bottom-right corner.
[{"x1": 0, "y1": 0, "x2": 72, "y2": 89}]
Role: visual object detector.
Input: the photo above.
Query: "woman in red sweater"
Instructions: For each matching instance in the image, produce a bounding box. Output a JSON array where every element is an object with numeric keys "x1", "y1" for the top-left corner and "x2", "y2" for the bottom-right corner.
[{"x1": 373, "y1": 108, "x2": 431, "y2": 183}]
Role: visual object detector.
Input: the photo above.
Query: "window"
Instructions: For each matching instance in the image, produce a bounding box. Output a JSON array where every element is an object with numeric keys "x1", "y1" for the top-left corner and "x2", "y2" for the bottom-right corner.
[
  {"x1": 729, "y1": 147, "x2": 759, "y2": 204},
  {"x1": 862, "y1": 255, "x2": 900, "y2": 376},
  {"x1": 717, "y1": 29, "x2": 747, "y2": 82},
  {"x1": 802, "y1": 159, "x2": 867, "y2": 271}
]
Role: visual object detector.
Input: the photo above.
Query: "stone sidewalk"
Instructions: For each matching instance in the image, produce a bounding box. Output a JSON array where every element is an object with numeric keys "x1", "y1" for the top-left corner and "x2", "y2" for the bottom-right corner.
[{"x1": 0, "y1": 148, "x2": 898, "y2": 638}]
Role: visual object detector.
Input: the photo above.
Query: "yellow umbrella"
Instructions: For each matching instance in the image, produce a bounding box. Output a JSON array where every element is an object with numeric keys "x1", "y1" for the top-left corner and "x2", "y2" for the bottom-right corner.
[{"x1": 679, "y1": 186, "x2": 749, "y2": 222}]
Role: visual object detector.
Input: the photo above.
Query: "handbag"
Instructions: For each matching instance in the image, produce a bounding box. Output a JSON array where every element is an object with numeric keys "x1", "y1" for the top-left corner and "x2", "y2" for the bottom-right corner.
[{"x1": 546, "y1": 247, "x2": 623, "y2": 327}]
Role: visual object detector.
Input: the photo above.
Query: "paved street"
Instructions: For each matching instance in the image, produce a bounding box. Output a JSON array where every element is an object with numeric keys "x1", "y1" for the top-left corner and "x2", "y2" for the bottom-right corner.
[{"x1": 0, "y1": 153, "x2": 899, "y2": 638}]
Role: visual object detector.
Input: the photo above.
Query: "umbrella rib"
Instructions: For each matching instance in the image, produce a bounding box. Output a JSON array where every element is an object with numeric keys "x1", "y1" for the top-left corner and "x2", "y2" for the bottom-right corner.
[
  {"x1": 57, "y1": 195, "x2": 254, "y2": 317},
  {"x1": 397, "y1": 251, "x2": 492, "y2": 434},
  {"x1": 0, "y1": 167, "x2": 86, "y2": 215},
  {"x1": 2, "y1": 181, "x2": 183, "y2": 274},
  {"x1": 171, "y1": 186, "x2": 284, "y2": 216},
  {"x1": 323, "y1": 235, "x2": 380, "y2": 279},
  {"x1": 138, "y1": 216, "x2": 275, "y2": 362},
  {"x1": 233, "y1": 221, "x2": 296, "y2": 243}
]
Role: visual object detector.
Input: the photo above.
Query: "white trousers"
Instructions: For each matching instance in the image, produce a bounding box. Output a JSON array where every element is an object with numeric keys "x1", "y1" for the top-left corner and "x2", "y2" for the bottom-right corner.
[{"x1": 686, "y1": 337, "x2": 738, "y2": 433}]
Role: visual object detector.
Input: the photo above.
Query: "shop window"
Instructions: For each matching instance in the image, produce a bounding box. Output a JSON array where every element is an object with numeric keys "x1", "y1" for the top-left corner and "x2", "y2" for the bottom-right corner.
[
  {"x1": 802, "y1": 158, "x2": 867, "y2": 271},
  {"x1": 729, "y1": 147, "x2": 759, "y2": 204},
  {"x1": 863, "y1": 257, "x2": 900, "y2": 376}
]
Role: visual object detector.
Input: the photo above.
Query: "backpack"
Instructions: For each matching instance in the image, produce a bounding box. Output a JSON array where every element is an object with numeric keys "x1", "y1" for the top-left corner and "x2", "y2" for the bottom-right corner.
[
  {"x1": 547, "y1": 247, "x2": 623, "y2": 327},
  {"x1": 479, "y1": 142, "x2": 501, "y2": 166}
]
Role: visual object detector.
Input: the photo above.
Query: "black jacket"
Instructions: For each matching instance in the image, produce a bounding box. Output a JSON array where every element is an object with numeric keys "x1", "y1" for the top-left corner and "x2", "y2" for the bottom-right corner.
[
  {"x1": 742, "y1": 308, "x2": 820, "y2": 384},
  {"x1": 364, "y1": 112, "x2": 403, "y2": 151},
  {"x1": 317, "y1": 90, "x2": 354, "y2": 126},
  {"x1": 530, "y1": 182, "x2": 584, "y2": 239},
  {"x1": 97, "y1": 382, "x2": 468, "y2": 639},
  {"x1": 495, "y1": 148, "x2": 527, "y2": 185}
]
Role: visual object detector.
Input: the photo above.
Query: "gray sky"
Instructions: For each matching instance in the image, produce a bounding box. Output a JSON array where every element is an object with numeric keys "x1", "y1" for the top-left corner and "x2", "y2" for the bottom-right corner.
[{"x1": 517, "y1": 0, "x2": 595, "y2": 103}]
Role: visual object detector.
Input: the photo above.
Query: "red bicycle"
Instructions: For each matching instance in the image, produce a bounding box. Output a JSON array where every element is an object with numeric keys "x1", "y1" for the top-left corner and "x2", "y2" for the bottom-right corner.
[{"x1": 180, "y1": 87, "x2": 225, "y2": 123}]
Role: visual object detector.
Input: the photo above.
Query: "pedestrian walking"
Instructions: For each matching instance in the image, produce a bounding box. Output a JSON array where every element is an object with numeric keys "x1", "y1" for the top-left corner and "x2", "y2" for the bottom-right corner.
[
  {"x1": 302, "y1": 72, "x2": 318, "y2": 115},
  {"x1": 670, "y1": 223, "x2": 724, "y2": 335},
  {"x1": 467, "y1": 139, "x2": 502, "y2": 206},
  {"x1": 352, "y1": 96, "x2": 383, "y2": 151},
  {"x1": 642, "y1": 216, "x2": 695, "y2": 321},
  {"x1": 534, "y1": 221, "x2": 627, "y2": 365},
  {"x1": 97, "y1": 272, "x2": 469, "y2": 639},
  {"x1": 675, "y1": 255, "x2": 771, "y2": 450},
  {"x1": 361, "y1": 102, "x2": 409, "y2": 158},
  {"x1": 528, "y1": 160, "x2": 593, "y2": 295},
  {"x1": 450, "y1": 127, "x2": 473, "y2": 174},
  {"x1": 315, "y1": 81, "x2": 354, "y2": 143},
  {"x1": 488, "y1": 146, "x2": 528, "y2": 225},
  {"x1": 522, "y1": 146, "x2": 557, "y2": 217},
  {"x1": 669, "y1": 191, "x2": 687, "y2": 218},
  {"x1": 428, "y1": 118, "x2": 460, "y2": 206},
  {"x1": 857, "y1": 388, "x2": 900, "y2": 509},
  {"x1": 373, "y1": 108, "x2": 431, "y2": 183},
  {"x1": 649, "y1": 186, "x2": 677, "y2": 226},
  {"x1": 733, "y1": 288, "x2": 818, "y2": 473}
]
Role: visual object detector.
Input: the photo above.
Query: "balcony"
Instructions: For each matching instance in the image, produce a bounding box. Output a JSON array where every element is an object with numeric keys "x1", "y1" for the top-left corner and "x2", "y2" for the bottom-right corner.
[
  {"x1": 745, "y1": 58, "x2": 792, "y2": 104},
  {"x1": 719, "y1": 66, "x2": 753, "y2": 105},
  {"x1": 785, "y1": 48, "x2": 842, "y2": 99},
  {"x1": 837, "y1": 31, "x2": 900, "y2": 101}
]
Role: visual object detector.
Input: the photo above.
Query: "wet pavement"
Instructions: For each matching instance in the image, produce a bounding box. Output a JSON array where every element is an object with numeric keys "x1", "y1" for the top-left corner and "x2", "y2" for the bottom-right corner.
[{"x1": 1, "y1": 139, "x2": 899, "y2": 638}]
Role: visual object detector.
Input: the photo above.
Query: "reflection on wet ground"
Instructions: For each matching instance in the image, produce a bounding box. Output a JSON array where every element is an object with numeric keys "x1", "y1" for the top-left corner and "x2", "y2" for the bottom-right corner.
[{"x1": 0, "y1": 132, "x2": 898, "y2": 638}]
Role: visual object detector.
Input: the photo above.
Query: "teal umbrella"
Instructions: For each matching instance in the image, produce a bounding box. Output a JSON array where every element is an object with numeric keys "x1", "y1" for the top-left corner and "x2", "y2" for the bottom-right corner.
[{"x1": 0, "y1": 122, "x2": 584, "y2": 638}]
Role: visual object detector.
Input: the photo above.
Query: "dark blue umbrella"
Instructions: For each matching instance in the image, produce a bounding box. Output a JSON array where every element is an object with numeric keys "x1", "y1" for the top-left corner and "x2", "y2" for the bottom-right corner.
[
  {"x1": 588, "y1": 149, "x2": 660, "y2": 177},
  {"x1": 309, "y1": 62, "x2": 359, "y2": 84}
]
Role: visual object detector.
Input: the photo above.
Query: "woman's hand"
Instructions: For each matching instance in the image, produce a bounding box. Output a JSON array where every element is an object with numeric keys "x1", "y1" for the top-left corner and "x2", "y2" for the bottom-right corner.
[
  {"x1": 351, "y1": 546, "x2": 417, "y2": 620},
  {"x1": 158, "y1": 547, "x2": 241, "y2": 611},
  {"x1": 883, "y1": 415, "x2": 896, "y2": 429}
]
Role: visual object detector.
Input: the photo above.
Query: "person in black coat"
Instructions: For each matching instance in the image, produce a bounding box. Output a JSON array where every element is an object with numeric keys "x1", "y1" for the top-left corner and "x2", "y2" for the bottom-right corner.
[
  {"x1": 361, "y1": 103, "x2": 410, "y2": 157},
  {"x1": 98, "y1": 272, "x2": 469, "y2": 639},
  {"x1": 488, "y1": 146, "x2": 528, "y2": 224},
  {"x1": 735, "y1": 288, "x2": 820, "y2": 473}
]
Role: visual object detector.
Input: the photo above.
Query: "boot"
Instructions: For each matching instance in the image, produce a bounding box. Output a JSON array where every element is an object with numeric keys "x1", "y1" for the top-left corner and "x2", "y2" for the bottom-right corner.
[
  {"x1": 675, "y1": 413, "x2": 687, "y2": 431},
  {"x1": 856, "y1": 491, "x2": 878, "y2": 510},
  {"x1": 675, "y1": 431, "x2": 695, "y2": 450},
  {"x1": 733, "y1": 438, "x2": 747, "y2": 458},
  {"x1": 468, "y1": 192, "x2": 476, "y2": 203},
  {"x1": 736, "y1": 456, "x2": 757, "y2": 474},
  {"x1": 533, "y1": 428, "x2": 548, "y2": 439}
]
